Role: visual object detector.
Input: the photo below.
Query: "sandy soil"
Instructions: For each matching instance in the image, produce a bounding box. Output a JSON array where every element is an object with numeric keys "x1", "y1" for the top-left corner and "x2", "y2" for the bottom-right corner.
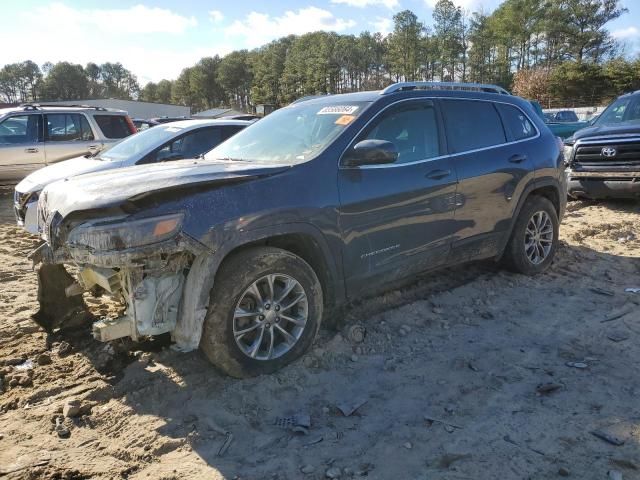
[{"x1": 1, "y1": 186, "x2": 639, "y2": 480}]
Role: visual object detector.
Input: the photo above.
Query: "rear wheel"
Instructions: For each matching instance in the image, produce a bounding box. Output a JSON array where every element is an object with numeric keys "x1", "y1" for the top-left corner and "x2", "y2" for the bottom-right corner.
[
  {"x1": 200, "y1": 247, "x2": 323, "y2": 378},
  {"x1": 502, "y1": 195, "x2": 559, "y2": 275}
]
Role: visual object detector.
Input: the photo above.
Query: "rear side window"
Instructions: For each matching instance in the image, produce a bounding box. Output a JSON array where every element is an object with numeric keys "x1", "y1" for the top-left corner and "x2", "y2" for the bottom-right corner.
[
  {"x1": 363, "y1": 102, "x2": 440, "y2": 164},
  {"x1": 46, "y1": 114, "x2": 94, "y2": 141},
  {"x1": 498, "y1": 104, "x2": 536, "y2": 141},
  {"x1": 442, "y1": 100, "x2": 506, "y2": 153},
  {"x1": 94, "y1": 115, "x2": 131, "y2": 139}
]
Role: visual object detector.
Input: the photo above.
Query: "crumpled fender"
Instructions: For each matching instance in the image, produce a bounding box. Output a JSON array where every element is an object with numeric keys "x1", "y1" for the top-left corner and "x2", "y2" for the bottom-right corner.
[{"x1": 172, "y1": 221, "x2": 342, "y2": 351}]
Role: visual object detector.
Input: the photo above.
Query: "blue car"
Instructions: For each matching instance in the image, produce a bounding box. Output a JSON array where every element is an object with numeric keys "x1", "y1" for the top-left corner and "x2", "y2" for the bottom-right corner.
[{"x1": 32, "y1": 82, "x2": 566, "y2": 377}]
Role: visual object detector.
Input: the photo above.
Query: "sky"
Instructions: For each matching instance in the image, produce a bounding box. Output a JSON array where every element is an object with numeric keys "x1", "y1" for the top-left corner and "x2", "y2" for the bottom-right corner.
[{"x1": 1, "y1": 0, "x2": 638, "y2": 85}]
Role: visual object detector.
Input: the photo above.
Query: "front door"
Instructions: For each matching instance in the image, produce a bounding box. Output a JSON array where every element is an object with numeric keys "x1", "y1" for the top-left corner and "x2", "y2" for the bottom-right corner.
[
  {"x1": 338, "y1": 99, "x2": 459, "y2": 296},
  {"x1": 0, "y1": 114, "x2": 45, "y2": 181}
]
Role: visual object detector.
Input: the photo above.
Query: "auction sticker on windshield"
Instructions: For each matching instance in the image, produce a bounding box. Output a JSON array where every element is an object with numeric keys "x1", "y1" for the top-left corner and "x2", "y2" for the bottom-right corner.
[{"x1": 317, "y1": 105, "x2": 359, "y2": 115}]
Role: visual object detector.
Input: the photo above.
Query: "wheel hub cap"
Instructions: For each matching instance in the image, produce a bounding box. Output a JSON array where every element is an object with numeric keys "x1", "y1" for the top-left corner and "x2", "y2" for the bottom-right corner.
[
  {"x1": 233, "y1": 274, "x2": 308, "y2": 361},
  {"x1": 524, "y1": 210, "x2": 553, "y2": 265}
]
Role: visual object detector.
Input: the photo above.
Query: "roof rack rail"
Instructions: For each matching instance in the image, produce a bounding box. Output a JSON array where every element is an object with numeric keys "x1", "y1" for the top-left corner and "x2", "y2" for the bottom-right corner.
[
  {"x1": 381, "y1": 81, "x2": 511, "y2": 96},
  {"x1": 19, "y1": 103, "x2": 40, "y2": 110},
  {"x1": 18, "y1": 103, "x2": 109, "y2": 111}
]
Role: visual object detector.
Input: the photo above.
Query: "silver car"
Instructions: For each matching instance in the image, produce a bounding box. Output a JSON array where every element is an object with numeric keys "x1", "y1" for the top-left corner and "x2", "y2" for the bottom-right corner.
[
  {"x1": 14, "y1": 119, "x2": 252, "y2": 232},
  {"x1": 0, "y1": 104, "x2": 137, "y2": 183}
]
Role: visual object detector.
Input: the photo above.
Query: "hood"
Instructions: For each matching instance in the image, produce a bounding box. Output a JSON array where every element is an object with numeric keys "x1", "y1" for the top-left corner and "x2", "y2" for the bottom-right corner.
[
  {"x1": 569, "y1": 122, "x2": 640, "y2": 143},
  {"x1": 16, "y1": 156, "x2": 118, "y2": 194},
  {"x1": 40, "y1": 159, "x2": 291, "y2": 218}
]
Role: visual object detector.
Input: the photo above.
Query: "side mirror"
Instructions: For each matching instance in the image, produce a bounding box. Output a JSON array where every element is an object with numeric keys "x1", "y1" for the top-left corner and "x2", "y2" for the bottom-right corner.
[{"x1": 343, "y1": 139, "x2": 398, "y2": 167}]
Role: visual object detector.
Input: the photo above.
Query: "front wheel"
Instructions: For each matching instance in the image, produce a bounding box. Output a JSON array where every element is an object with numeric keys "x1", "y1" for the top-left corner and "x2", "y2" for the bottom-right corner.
[
  {"x1": 200, "y1": 247, "x2": 323, "y2": 378},
  {"x1": 502, "y1": 195, "x2": 559, "y2": 275}
]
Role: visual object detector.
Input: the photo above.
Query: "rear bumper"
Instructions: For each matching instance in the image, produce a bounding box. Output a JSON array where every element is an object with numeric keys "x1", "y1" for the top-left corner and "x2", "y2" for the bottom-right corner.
[{"x1": 567, "y1": 171, "x2": 640, "y2": 199}]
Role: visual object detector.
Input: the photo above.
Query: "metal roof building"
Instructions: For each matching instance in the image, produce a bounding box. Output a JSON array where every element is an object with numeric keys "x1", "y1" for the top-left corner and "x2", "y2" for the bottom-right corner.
[{"x1": 43, "y1": 99, "x2": 190, "y2": 119}]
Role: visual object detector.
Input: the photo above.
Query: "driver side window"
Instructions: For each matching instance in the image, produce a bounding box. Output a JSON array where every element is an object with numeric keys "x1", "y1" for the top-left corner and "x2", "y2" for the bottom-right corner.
[{"x1": 364, "y1": 102, "x2": 440, "y2": 164}]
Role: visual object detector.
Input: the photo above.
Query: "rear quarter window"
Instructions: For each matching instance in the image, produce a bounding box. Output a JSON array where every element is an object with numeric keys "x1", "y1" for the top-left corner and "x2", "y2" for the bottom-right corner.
[
  {"x1": 442, "y1": 100, "x2": 506, "y2": 153},
  {"x1": 94, "y1": 115, "x2": 132, "y2": 139},
  {"x1": 497, "y1": 104, "x2": 537, "y2": 141}
]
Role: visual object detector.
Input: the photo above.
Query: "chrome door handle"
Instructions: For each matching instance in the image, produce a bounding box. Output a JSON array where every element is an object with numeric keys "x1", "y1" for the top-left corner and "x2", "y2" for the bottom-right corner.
[
  {"x1": 426, "y1": 169, "x2": 451, "y2": 180},
  {"x1": 87, "y1": 145, "x2": 100, "y2": 151},
  {"x1": 24, "y1": 147, "x2": 39, "y2": 153}
]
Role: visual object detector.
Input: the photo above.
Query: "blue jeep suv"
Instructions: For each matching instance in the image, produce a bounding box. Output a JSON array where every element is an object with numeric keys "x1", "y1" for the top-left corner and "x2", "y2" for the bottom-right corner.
[{"x1": 32, "y1": 82, "x2": 566, "y2": 377}]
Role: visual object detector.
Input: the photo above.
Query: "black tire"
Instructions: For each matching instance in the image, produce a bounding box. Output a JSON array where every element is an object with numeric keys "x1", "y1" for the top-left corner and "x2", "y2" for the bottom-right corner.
[
  {"x1": 502, "y1": 195, "x2": 559, "y2": 275},
  {"x1": 200, "y1": 246, "x2": 323, "y2": 378}
]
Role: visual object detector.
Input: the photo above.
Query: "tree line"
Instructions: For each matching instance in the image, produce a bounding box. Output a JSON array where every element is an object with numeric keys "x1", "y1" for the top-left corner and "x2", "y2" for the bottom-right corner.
[
  {"x1": 1, "y1": 0, "x2": 635, "y2": 110},
  {"x1": 0, "y1": 61, "x2": 139, "y2": 105}
]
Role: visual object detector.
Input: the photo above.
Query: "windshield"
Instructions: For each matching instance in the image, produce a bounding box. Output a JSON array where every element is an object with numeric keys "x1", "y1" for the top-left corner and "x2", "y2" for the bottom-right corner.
[
  {"x1": 99, "y1": 124, "x2": 187, "y2": 161},
  {"x1": 205, "y1": 100, "x2": 371, "y2": 164},
  {"x1": 595, "y1": 96, "x2": 640, "y2": 126}
]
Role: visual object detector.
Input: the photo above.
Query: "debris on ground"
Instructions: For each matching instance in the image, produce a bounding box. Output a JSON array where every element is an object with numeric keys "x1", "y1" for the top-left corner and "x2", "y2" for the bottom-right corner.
[
  {"x1": 536, "y1": 382, "x2": 564, "y2": 395},
  {"x1": 336, "y1": 399, "x2": 367, "y2": 417},
  {"x1": 607, "y1": 331, "x2": 630, "y2": 343},
  {"x1": 325, "y1": 466, "x2": 342, "y2": 479},
  {"x1": 566, "y1": 362, "x2": 588, "y2": 369},
  {"x1": 436, "y1": 453, "x2": 471, "y2": 469},
  {"x1": 591, "y1": 429, "x2": 625, "y2": 446},
  {"x1": 63, "y1": 400, "x2": 81, "y2": 418},
  {"x1": 608, "y1": 470, "x2": 623, "y2": 480},
  {"x1": 274, "y1": 414, "x2": 311, "y2": 435},
  {"x1": 346, "y1": 324, "x2": 366, "y2": 343}
]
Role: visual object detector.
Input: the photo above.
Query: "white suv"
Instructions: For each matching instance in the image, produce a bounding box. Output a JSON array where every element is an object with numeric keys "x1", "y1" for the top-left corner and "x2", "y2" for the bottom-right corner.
[{"x1": 0, "y1": 104, "x2": 136, "y2": 183}]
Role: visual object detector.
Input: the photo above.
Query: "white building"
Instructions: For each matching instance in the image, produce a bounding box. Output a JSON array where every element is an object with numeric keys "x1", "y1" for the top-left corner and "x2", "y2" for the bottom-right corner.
[{"x1": 44, "y1": 99, "x2": 190, "y2": 119}]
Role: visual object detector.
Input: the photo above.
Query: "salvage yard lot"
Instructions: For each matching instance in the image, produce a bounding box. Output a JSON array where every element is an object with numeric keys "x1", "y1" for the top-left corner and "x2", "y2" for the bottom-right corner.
[{"x1": 0, "y1": 187, "x2": 639, "y2": 480}]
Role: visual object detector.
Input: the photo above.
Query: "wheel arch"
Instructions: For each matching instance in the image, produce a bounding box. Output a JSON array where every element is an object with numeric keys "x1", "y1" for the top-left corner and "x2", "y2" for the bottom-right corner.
[
  {"x1": 172, "y1": 223, "x2": 343, "y2": 351},
  {"x1": 497, "y1": 177, "x2": 564, "y2": 260}
]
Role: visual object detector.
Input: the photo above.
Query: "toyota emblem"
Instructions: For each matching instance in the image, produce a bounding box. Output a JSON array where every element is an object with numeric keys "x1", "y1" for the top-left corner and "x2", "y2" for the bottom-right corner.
[{"x1": 601, "y1": 147, "x2": 617, "y2": 157}]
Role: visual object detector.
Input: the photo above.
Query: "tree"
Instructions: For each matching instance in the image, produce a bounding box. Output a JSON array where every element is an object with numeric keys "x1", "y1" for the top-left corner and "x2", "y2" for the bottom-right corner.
[
  {"x1": 218, "y1": 50, "x2": 253, "y2": 109},
  {"x1": 41, "y1": 62, "x2": 89, "y2": 100},
  {"x1": 559, "y1": 0, "x2": 627, "y2": 63},
  {"x1": 433, "y1": 0, "x2": 464, "y2": 81},
  {"x1": 386, "y1": 10, "x2": 425, "y2": 81}
]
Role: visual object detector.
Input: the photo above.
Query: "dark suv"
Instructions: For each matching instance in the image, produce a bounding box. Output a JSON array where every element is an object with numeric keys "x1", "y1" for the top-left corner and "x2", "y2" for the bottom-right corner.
[
  {"x1": 565, "y1": 90, "x2": 640, "y2": 199},
  {"x1": 32, "y1": 82, "x2": 566, "y2": 378}
]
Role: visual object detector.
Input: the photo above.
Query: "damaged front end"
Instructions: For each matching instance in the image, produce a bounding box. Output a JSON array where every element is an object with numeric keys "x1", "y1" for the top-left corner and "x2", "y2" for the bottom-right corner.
[{"x1": 31, "y1": 208, "x2": 210, "y2": 349}]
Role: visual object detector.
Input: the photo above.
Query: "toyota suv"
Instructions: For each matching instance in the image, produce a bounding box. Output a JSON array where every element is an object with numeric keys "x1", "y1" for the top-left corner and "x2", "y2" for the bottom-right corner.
[
  {"x1": 31, "y1": 82, "x2": 566, "y2": 378},
  {"x1": 565, "y1": 90, "x2": 640, "y2": 199},
  {"x1": 0, "y1": 104, "x2": 136, "y2": 183}
]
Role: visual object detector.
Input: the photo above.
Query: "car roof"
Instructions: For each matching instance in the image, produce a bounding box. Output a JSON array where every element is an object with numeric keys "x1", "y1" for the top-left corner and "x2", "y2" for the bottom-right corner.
[{"x1": 292, "y1": 88, "x2": 533, "y2": 112}]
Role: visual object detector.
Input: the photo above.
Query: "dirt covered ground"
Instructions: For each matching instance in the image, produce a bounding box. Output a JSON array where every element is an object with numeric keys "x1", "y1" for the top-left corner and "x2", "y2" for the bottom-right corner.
[{"x1": 1, "y1": 186, "x2": 639, "y2": 480}]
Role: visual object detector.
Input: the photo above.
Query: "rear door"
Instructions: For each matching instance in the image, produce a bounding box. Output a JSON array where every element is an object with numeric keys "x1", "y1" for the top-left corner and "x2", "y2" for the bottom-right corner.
[
  {"x1": 442, "y1": 99, "x2": 536, "y2": 261},
  {"x1": 0, "y1": 114, "x2": 45, "y2": 181},
  {"x1": 338, "y1": 99, "x2": 459, "y2": 295},
  {"x1": 44, "y1": 113, "x2": 98, "y2": 164}
]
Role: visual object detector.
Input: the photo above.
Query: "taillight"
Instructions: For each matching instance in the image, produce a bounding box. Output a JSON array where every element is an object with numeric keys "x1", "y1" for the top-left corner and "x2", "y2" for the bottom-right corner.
[{"x1": 125, "y1": 116, "x2": 137, "y2": 135}]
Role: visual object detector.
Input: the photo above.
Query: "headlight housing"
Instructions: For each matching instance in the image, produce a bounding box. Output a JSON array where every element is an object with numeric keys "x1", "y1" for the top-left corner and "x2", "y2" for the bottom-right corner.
[
  {"x1": 563, "y1": 144, "x2": 574, "y2": 164},
  {"x1": 67, "y1": 213, "x2": 184, "y2": 252}
]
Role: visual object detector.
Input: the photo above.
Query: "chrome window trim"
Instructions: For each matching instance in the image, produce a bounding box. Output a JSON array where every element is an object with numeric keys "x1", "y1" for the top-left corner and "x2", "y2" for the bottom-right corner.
[{"x1": 339, "y1": 96, "x2": 540, "y2": 170}]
